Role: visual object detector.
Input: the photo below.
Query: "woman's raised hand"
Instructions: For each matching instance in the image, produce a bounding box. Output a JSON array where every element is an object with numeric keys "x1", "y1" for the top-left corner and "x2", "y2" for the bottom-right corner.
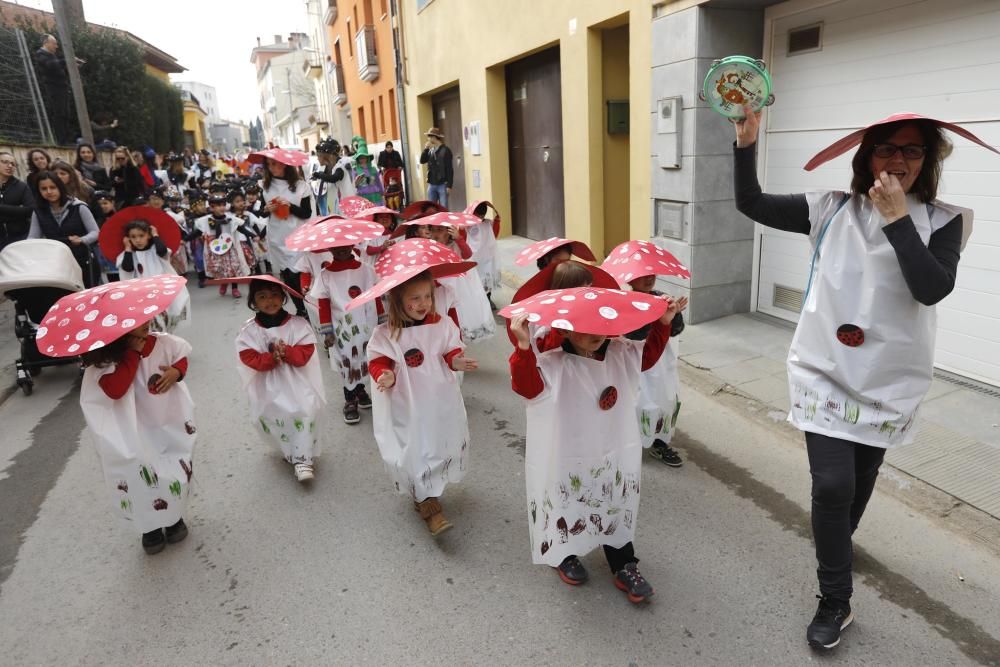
[
  {"x1": 734, "y1": 104, "x2": 762, "y2": 148},
  {"x1": 869, "y1": 171, "x2": 908, "y2": 224}
]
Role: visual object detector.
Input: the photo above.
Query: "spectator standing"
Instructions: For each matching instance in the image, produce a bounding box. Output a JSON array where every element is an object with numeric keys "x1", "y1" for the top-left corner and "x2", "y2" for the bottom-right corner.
[
  {"x1": 419, "y1": 127, "x2": 453, "y2": 209},
  {"x1": 0, "y1": 150, "x2": 36, "y2": 250},
  {"x1": 32, "y1": 34, "x2": 72, "y2": 144}
]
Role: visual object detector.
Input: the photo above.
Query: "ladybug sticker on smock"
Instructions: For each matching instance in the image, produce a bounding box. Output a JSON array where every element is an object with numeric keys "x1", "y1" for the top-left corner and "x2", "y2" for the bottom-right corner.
[
  {"x1": 404, "y1": 348, "x2": 424, "y2": 367},
  {"x1": 836, "y1": 324, "x2": 865, "y2": 347},
  {"x1": 599, "y1": 386, "x2": 618, "y2": 410}
]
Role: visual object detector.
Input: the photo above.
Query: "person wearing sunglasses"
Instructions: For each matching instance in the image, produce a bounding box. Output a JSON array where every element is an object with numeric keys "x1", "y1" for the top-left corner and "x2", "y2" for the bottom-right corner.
[
  {"x1": 730, "y1": 107, "x2": 997, "y2": 652},
  {"x1": 0, "y1": 151, "x2": 36, "y2": 250}
]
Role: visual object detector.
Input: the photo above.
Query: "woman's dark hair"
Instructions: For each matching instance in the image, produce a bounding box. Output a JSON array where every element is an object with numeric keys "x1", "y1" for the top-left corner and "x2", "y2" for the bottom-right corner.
[
  {"x1": 247, "y1": 279, "x2": 286, "y2": 311},
  {"x1": 536, "y1": 243, "x2": 574, "y2": 270},
  {"x1": 850, "y1": 120, "x2": 952, "y2": 204},
  {"x1": 34, "y1": 170, "x2": 69, "y2": 206},
  {"x1": 26, "y1": 148, "x2": 52, "y2": 175},
  {"x1": 80, "y1": 334, "x2": 130, "y2": 368},
  {"x1": 261, "y1": 160, "x2": 300, "y2": 190},
  {"x1": 74, "y1": 143, "x2": 97, "y2": 170}
]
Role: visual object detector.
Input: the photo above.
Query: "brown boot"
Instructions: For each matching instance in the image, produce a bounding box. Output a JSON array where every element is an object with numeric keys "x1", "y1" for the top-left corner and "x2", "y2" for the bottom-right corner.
[{"x1": 414, "y1": 497, "x2": 453, "y2": 536}]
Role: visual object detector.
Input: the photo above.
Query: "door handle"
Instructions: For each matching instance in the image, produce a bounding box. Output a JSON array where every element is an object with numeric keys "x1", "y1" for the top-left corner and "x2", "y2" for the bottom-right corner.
[{"x1": 540, "y1": 145, "x2": 550, "y2": 149}]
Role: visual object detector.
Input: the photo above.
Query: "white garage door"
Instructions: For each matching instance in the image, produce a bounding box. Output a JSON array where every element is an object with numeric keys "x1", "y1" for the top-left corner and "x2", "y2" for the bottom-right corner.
[{"x1": 756, "y1": 0, "x2": 1000, "y2": 386}]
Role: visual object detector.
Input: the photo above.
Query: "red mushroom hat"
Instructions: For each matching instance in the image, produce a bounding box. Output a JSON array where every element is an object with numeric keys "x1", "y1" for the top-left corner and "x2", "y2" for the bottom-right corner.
[
  {"x1": 401, "y1": 200, "x2": 447, "y2": 220},
  {"x1": 247, "y1": 147, "x2": 310, "y2": 167},
  {"x1": 98, "y1": 207, "x2": 182, "y2": 263},
  {"x1": 345, "y1": 261, "x2": 477, "y2": 312},
  {"x1": 514, "y1": 237, "x2": 596, "y2": 267},
  {"x1": 284, "y1": 218, "x2": 386, "y2": 252},
  {"x1": 356, "y1": 205, "x2": 402, "y2": 220},
  {"x1": 601, "y1": 239, "x2": 690, "y2": 284},
  {"x1": 391, "y1": 211, "x2": 481, "y2": 237},
  {"x1": 205, "y1": 274, "x2": 304, "y2": 300},
  {"x1": 374, "y1": 238, "x2": 461, "y2": 277},
  {"x1": 464, "y1": 200, "x2": 501, "y2": 237},
  {"x1": 37, "y1": 275, "x2": 187, "y2": 358},
  {"x1": 500, "y1": 287, "x2": 668, "y2": 336},
  {"x1": 804, "y1": 112, "x2": 999, "y2": 171},
  {"x1": 338, "y1": 195, "x2": 376, "y2": 218}
]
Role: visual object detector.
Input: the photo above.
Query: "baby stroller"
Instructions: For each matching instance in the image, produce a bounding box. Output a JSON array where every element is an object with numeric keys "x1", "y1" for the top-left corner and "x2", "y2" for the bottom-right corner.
[{"x1": 0, "y1": 240, "x2": 85, "y2": 396}]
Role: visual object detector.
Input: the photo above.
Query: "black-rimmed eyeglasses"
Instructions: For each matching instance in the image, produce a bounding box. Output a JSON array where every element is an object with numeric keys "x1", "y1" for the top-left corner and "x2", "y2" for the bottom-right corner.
[{"x1": 872, "y1": 143, "x2": 926, "y2": 159}]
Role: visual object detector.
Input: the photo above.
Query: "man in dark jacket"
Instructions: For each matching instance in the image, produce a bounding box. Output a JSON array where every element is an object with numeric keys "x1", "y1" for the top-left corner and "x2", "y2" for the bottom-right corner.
[
  {"x1": 418, "y1": 127, "x2": 453, "y2": 209},
  {"x1": 0, "y1": 151, "x2": 36, "y2": 250},
  {"x1": 33, "y1": 35, "x2": 72, "y2": 144}
]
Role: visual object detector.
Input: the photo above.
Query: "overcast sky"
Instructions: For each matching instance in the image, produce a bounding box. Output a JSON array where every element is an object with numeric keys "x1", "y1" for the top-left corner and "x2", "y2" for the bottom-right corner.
[{"x1": 20, "y1": 0, "x2": 312, "y2": 124}]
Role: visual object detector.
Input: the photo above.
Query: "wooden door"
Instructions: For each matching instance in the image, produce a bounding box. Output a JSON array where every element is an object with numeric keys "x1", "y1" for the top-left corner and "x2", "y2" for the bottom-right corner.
[
  {"x1": 431, "y1": 87, "x2": 466, "y2": 211},
  {"x1": 506, "y1": 47, "x2": 564, "y2": 240}
]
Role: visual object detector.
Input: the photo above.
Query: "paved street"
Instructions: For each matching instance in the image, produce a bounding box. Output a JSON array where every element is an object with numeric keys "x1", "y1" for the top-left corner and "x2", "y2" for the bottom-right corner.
[{"x1": 1, "y1": 282, "x2": 999, "y2": 666}]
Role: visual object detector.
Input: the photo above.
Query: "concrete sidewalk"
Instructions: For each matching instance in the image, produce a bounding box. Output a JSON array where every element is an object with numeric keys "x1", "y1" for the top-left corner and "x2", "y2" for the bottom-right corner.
[{"x1": 497, "y1": 235, "x2": 1000, "y2": 521}]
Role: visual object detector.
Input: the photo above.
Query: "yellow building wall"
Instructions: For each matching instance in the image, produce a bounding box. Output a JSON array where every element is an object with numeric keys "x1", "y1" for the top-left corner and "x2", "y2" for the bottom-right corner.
[
  {"x1": 399, "y1": 0, "x2": 652, "y2": 255},
  {"x1": 182, "y1": 106, "x2": 206, "y2": 151},
  {"x1": 144, "y1": 64, "x2": 171, "y2": 82}
]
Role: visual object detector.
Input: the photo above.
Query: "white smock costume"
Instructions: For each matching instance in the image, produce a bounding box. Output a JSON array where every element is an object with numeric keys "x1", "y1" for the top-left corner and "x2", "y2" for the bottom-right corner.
[
  {"x1": 313, "y1": 261, "x2": 377, "y2": 388},
  {"x1": 115, "y1": 246, "x2": 190, "y2": 333},
  {"x1": 80, "y1": 333, "x2": 196, "y2": 534},
  {"x1": 262, "y1": 178, "x2": 311, "y2": 275},
  {"x1": 368, "y1": 317, "x2": 470, "y2": 501},
  {"x1": 636, "y1": 336, "x2": 680, "y2": 447},
  {"x1": 236, "y1": 315, "x2": 325, "y2": 464},
  {"x1": 466, "y1": 221, "x2": 501, "y2": 293},
  {"x1": 328, "y1": 156, "x2": 357, "y2": 216},
  {"x1": 438, "y1": 241, "x2": 495, "y2": 342},
  {"x1": 788, "y1": 191, "x2": 970, "y2": 448},
  {"x1": 524, "y1": 338, "x2": 646, "y2": 566},
  {"x1": 293, "y1": 250, "x2": 334, "y2": 331}
]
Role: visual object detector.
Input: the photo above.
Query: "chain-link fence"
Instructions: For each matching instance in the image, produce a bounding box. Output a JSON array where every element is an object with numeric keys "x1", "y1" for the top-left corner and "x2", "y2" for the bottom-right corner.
[{"x1": 0, "y1": 25, "x2": 54, "y2": 145}]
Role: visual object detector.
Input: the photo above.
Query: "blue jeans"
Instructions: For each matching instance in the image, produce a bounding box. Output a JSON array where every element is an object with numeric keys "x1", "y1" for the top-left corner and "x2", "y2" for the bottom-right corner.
[
  {"x1": 427, "y1": 183, "x2": 448, "y2": 210},
  {"x1": 316, "y1": 194, "x2": 328, "y2": 216}
]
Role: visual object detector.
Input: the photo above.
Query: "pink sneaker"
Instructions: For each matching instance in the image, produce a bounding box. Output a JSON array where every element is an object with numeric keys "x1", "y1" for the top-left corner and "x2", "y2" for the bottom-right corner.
[
  {"x1": 218, "y1": 284, "x2": 227, "y2": 296},
  {"x1": 232, "y1": 286, "x2": 241, "y2": 298}
]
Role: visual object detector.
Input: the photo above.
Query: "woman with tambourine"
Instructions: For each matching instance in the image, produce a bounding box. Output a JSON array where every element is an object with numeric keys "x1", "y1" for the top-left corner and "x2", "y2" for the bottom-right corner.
[{"x1": 731, "y1": 105, "x2": 997, "y2": 650}]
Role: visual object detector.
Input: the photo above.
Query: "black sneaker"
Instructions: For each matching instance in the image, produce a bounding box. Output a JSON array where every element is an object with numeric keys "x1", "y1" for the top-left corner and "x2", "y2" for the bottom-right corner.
[
  {"x1": 807, "y1": 595, "x2": 854, "y2": 650},
  {"x1": 555, "y1": 556, "x2": 588, "y2": 585},
  {"x1": 141, "y1": 529, "x2": 166, "y2": 555},
  {"x1": 165, "y1": 518, "x2": 189, "y2": 544},
  {"x1": 355, "y1": 385, "x2": 372, "y2": 410},
  {"x1": 650, "y1": 440, "x2": 683, "y2": 467},
  {"x1": 343, "y1": 399, "x2": 361, "y2": 424},
  {"x1": 613, "y1": 563, "x2": 654, "y2": 603}
]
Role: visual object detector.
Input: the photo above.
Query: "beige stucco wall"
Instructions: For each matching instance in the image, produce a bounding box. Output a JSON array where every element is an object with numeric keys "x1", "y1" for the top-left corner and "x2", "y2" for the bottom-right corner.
[{"x1": 398, "y1": 0, "x2": 652, "y2": 252}]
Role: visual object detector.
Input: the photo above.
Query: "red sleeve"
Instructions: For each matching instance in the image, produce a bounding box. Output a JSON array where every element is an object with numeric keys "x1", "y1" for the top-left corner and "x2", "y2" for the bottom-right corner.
[
  {"x1": 369, "y1": 355, "x2": 395, "y2": 381},
  {"x1": 239, "y1": 347, "x2": 278, "y2": 371},
  {"x1": 283, "y1": 343, "x2": 315, "y2": 367},
  {"x1": 97, "y1": 349, "x2": 142, "y2": 399},
  {"x1": 366, "y1": 243, "x2": 384, "y2": 256},
  {"x1": 641, "y1": 320, "x2": 670, "y2": 371},
  {"x1": 443, "y1": 347, "x2": 463, "y2": 370},
  {"x1": 375, "y1": 296, "x2": 385, "y2": 316},
  {"x1": 447, "y1": 307, "x2": 460, "y2": 331},
  {"x1": 453, "y1": 237, "x2": 473, "y2": 259},
  {"x1": 300, "y1": 272, "x2": 312, "y2": 293},
  {"x1": 318, "y1": 297, "x2": 332, "y2": 331},
  {"x1": 536, "y1": 329, "x2": 564, "y2": 353},
  {"x1": 510, "y1": 346, "x2": 544, "y2": 400},
  {"x1": 172, "y1": 357, "x2": 188, "y2": 381}
]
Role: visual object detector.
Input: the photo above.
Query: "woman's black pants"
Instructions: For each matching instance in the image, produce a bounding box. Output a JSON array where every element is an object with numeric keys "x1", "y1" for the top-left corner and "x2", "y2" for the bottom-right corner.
[{"x1": 805, "y1": 431, "x2": 886, "y2": 602}]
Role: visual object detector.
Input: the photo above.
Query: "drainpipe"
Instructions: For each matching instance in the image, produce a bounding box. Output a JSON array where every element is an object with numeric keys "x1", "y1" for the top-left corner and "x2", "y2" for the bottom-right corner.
[{"x1": 389, "y1": 0, "x2": 413, "y2": 202}]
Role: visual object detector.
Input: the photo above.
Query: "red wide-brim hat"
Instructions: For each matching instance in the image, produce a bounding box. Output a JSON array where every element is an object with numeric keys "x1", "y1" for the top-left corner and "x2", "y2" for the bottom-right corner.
[
  {"x1": 356, "y1": 205, "x2": 401, "y2": 220},
  {"x1": 514, "y1": 237, "x2": 596, "y2": 267},
  {"x1": 464, "y1": 199, "x2": 501, "y2": 238},
  {"x1": 284, "y1": 219, "x2": 386, "y2": 252},
  {"x1": 601, "y1": 239, "x2": 690, "y2": 284},
  {"x1": 345, "y1": 260, "x2": 477, "y2": 312},
  {"x1": 804, "y1": 113, "x2": 999, "y2": 171},
  {"x1": 37, "y1": 275, "x2": 187, "y2": 357},
  {"x1": 390, "y1": 211, "x2": 481, "y2": 238},
  {"x1": 374, "y1": 238, "x2": 461, "y2": 278},
  {"x1": 339, "y1": 195, "x2": 376, "y2": 218},
  {"x1": 401, "y1": 200, "x2": 447, "y2": 220},
  {"x1": 206, "y1": 274, "x2": 304, "y2": 300},
  {"x1": 500, "y1": 287, "x2": 668, "y2": 337},
  {"x1": 247, "y1": 148, "x2": 310, "y2": 167},
  {"x1": 98, "y1": 207, "x2": 182, "y2": 262}
]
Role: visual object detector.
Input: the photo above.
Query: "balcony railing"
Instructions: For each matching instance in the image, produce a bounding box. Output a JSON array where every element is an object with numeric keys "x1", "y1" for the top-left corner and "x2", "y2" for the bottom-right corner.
[
  {"x1": 323, "y1": 0, "x2": 338, "y2": 25},
  {"x1": 355, "y1": 25, "x2": 378, "y2": 82},
  {"x1": 328, "y1": 61, "x2": 347, "y2": 105}
]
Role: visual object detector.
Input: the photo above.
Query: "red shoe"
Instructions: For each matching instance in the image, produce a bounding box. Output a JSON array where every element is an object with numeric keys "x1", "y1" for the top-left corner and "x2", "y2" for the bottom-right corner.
[
  {"x1": 232, "y1": 286, "x2": 241, "y2": 298},
  {"x1": 218, "y1": 284, "x2": 227, "y2": 296}
]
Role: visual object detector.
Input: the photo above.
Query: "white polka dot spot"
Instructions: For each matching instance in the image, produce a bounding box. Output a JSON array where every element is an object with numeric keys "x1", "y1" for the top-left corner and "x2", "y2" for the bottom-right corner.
[
  {"x1": 632, "y1": 301, "x2": 651, "y2": 311},
  {"x1": 552, "y1": 319, "x2": 574, "y2": 331},
  {"x1": 599, "y1": 306, "x2": 618, "y2": 320},
  {"x1": 75, "y1": 329, "x2": 90, "y2": 341},
  {"x1": 36, "y1": 326, "x2": 48, "y2": 339},
  {"x1": 67, "y1": 344, "x2": 79, "y2": 353},
  {"x1": 88, "y1": 341, "x2": 105, "y2": 351}
]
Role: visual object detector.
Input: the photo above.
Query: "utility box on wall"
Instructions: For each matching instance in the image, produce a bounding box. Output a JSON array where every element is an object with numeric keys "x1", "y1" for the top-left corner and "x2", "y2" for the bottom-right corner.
[
  {"x1": 656, "y1": 96, "x2": 681, "y2": 169},
  {"x1": 607, "y1": 100, "x2": 629, "y2": 134}
]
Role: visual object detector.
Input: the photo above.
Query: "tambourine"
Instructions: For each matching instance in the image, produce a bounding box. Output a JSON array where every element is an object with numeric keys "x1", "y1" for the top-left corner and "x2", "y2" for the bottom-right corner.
[
  {"x1": 699, "y1": 55, "x2": 775, "y2": 119},
  {"x1": 209, "y1": 234, "x2": 234, "y2": 255}
]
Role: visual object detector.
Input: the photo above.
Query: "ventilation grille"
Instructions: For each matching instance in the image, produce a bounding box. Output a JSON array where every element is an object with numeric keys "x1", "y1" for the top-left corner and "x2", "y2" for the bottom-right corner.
[
  {"x1": 773, "y1": 284, "x2": 804, "y2": 312},
  {"x1": 788, "y1": 23, "x2": 822, "y2": 55},
  {"x1": 933, "y1": 370, "x2": 1000, "y2": 398}
]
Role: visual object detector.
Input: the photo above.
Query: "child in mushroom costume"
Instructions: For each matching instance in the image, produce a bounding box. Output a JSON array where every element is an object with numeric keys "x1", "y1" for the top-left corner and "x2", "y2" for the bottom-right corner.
[
  {"x1": 602, "y1": 240, "x2": 691, "y2": 467},
  {"x1": 39, "y1": 276, "x2": 197, "y2": 555},
  {"x1": 463, "y1": 200, "x2": 502, "y2": 307},
  {"x1": 354, "y1": 260, "x2": 478, "y2": 536},
  {"x1": 230, "y1": 276, "x2": 325, "y2": 483},
  {"x1": 506, "y1": 287, "x2": 685, "y2": 603},
  {"x1": 193, "y1": 194, "x2": 251, "y2": 297}
]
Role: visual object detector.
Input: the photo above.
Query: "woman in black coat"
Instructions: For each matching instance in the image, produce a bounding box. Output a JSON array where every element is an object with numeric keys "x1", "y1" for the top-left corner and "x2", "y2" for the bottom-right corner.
[{"x1": 109, "y1": 145, "x2": 146, "y2": 209}]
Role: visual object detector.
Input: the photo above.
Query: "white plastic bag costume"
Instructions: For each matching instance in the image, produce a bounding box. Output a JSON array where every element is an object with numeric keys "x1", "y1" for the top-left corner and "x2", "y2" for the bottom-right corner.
[
  {"x1": 236, "y1": 315, "x2": 325, "y2": 464},
  {"x1": 636, "y1": 337, "x2": 680, "y2": 447},
  {"x1": 293, "y1": 250, "x2": 333, "y2": 330},
  {"x1": 466, "y1": 221, "x2": 500, "y2": 292},
  {"x1": 80, "y1": 333, "x2": 196, "y2": 534},
  {"x1": 788, "y1": 192, "x2": 970, "y2": 448},
  {"x1": 525, "y1": 338, "x2": 645, "y2": 566},
  {"x1": 313, "y1": 262, "x2": 377, "y2": 388},
  {"x1": 115, "y1": 247, "x2": 190, "y2": 333},
  {"x1": 368, "y1": 317, "x2": 470, "y2": 501},
  {"x1": 262, "y1": 178, "x2": 311, "y2": 274},
  {"x1": 328, "y1": 156, "x2": 357, "y2": 215},
  {"x1": 440, "y1": 267, "x2": 496, "y2": 343}
]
